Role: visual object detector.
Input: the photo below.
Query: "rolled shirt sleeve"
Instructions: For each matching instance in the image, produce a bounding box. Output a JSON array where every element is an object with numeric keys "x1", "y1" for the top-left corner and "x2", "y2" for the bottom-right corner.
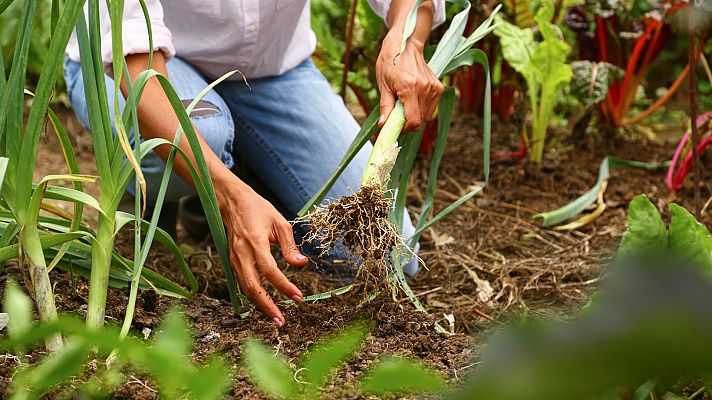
[
  {"x1": 367, "y1": 0, "x2": 446, "y2": 29},
  {"x1": 66, "y1": 0, "x2": 175, "y2": 73}
]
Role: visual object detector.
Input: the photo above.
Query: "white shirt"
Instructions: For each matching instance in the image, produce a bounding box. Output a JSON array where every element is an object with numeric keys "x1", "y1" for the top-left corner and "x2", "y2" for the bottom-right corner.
[{"x1": 65, "y1": 0, "x2": 445, "y2": 80}]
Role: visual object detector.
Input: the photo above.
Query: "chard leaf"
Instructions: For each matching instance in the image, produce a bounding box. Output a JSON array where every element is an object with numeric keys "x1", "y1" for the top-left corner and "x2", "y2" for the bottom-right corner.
[
  {"x1": 669, "y1": 204, "x2": 712, "y2": 274},
  {"x1": 571, "y1": 61, "x2": 624, "y2": 108},
  {"x1": 618, "y1": 195, "x2": 667, "y2": 257},
  {"x1": 530, "y1": 2, "x2": 572, "y2": 144},
  {"x1": 531, "y1": 2, "x2": 571, "y2": 89},
  {"x1": 493, "y1": 17, "x2": 536, "y2": 84}
]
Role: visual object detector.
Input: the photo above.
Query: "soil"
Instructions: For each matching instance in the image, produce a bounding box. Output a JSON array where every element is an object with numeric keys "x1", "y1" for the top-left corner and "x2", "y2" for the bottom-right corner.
[{"x1": 2, "y1": 105, "x2": 710, "y2": 398}]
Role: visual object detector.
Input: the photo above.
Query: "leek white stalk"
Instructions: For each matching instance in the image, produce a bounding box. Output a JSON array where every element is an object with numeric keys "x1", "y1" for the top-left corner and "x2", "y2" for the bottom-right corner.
[{"x1": 362, "y1": 102, "x2": 406, "y2": 189}]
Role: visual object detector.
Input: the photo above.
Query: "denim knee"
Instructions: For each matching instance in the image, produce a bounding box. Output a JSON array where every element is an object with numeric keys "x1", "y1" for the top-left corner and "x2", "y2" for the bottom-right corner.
[
  {"x1": 63, "y1": 56, "x2": 236, "y2": 205},
  {"x1": 135, "y1": 97, "x2": 236, "y2": 204}
]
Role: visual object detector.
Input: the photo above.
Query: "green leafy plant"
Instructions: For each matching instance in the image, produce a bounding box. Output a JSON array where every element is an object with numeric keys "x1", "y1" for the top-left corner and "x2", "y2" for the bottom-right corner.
[
  {"x1": 243, "y1": 322, "x2": 445, "y2": 399},
  {"x1": 0, "y1": 0, "x2": 64, "y2": 96},
  {"x1": 0, "y1": 0, "x2": 93, "y2": 352},
  {"x1": 494, "y1": 1, "x2": 572, "y2": 164},
  {"x1": 1, "y1": 281, "x2": 230, "y2": 399},
  {"x1": 580, "y1": 194, "x2": 712, "y2": 313},
  {"x1": 618, "y1": 194, "x2": 712, "y2": 276},
  {"x1": 565, "y1": 1, "x2": 697, "y2": 127},
  {"x1": 74, "y1": 0, "x2": 242, "y2": 332}
]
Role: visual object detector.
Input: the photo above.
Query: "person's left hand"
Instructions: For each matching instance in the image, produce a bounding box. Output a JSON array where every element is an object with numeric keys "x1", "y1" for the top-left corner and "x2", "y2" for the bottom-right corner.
[{"x1": 376, "y1": 32, "x2": 443, "y2": 133}]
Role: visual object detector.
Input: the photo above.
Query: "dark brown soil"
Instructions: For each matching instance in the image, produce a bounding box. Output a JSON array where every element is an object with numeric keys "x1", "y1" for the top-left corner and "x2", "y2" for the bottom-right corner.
[{"x1": 2, "y1": 105, "x2": 710, "y2": 398}]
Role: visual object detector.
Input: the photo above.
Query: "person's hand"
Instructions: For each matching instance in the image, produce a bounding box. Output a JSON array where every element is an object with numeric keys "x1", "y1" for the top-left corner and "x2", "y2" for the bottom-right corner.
[
  {"x1": 216, "y1": 176, "x2": 308, "y2": 328},
  {"x1": 376, "y1": 31, "x2": 444, "y2": 133}
]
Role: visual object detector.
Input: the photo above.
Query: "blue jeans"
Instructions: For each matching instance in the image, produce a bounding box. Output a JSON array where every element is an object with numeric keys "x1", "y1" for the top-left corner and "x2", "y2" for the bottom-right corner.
[{"x1": 63, "y1": 56, "x2": 419, "y2": 276}]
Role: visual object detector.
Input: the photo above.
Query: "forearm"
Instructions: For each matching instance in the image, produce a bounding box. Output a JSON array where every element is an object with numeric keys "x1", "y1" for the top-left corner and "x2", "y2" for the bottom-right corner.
[
  {"x1": 385, "y1": 0, "x2": 435, "y2": 47},
  {"x1": 120, "y1": 52, "x2": 248, "y2": 206}
]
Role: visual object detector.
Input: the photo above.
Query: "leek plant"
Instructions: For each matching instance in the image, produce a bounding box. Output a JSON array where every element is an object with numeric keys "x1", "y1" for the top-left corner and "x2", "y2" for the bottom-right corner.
[
  {"x1": 73, "y1": 0, "x2": 240, "y2": 330},
  {"x1": 299, "y1": 1, "x2": 497, "y2": 305},
  {"x1": 0, "y1": 0, "x2": 233, "y2": 355},
  {"x1": 0, "y1": 0, "x2": 89, "y2": 352}
]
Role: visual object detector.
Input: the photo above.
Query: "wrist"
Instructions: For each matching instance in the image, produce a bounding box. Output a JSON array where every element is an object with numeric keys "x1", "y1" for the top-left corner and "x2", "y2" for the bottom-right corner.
[
  {"x1": 212, "y1": 167, "x2": 250, "y2": 213},
  {"x1": 382, "y1": 35, "x2": 424, "y2": 62}
]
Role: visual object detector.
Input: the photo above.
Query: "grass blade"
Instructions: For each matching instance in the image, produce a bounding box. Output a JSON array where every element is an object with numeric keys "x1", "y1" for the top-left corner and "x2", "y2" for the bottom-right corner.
[
  {"x1": 0, "y1": 0, "x2": 13, "y2": 15},
  {"x1": 46, "y1": 108, "x2": 86, "y2": 270},
  {"x1": 16, "y1": 0, "x2": 85, "y2": 206},
  {"x1": 400, "y1": 0, "x2": 427, "y2": 53},
  {"x1": 0, "y1": 0, "x2": 35, "y2": 167},
  {"x1": 281, "y1": 284, "x2": 353, "y2": 304},
  {"x1": 0, "y1": 232, "x2": 87, "y2": 264},
  {"x1": 146, "y1": 73, "x2": 241, "y2": 311},
  {"x1": 409, "y1": 88, "x2": 455, "y2": 247},
  {"x1": 115, "y1": 212, "x2": 198, "y2": 293},
  {"x1": 392, "y1": 128, "x2": 425, "y2": 231}
]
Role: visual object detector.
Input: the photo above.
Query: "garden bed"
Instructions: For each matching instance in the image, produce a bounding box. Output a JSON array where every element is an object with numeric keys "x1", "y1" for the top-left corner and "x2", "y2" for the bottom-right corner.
[{"x1": 2, "y1": 106, "x2": 707, "y2": 398}]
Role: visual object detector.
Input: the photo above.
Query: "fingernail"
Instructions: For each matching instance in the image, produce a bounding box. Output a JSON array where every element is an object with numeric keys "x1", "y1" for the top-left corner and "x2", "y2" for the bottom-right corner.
[
  {"x1": 379, "y1": 114, "x2": 385, "y2": 124},
  {"x1": 295, "y1": 253, "x2": 307, "y2": 261},
  {"x1": 273, "y1": 317, "x2": 283, "y2": 328},
  {"x1": 291, "y1": 295, "x2": 303, "y2": 303}
]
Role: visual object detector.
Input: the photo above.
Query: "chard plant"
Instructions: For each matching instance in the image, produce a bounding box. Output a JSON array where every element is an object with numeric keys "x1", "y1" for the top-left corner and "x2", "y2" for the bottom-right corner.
[
  {"x1": 243, "y1": 322, "x2": 445, "y2": 399},
  {"x1": 618, "y1": 194, "x2": 712, "y2": 276},
  {"x1": 493, "y1": 1, "x2": 572, "y2": 164},
  {"x1": 565, "y1": 1, "x2": 699, "y2": 127},
  {"x1": 298, "y1": 0, "x2": 497, "y2": 309}
]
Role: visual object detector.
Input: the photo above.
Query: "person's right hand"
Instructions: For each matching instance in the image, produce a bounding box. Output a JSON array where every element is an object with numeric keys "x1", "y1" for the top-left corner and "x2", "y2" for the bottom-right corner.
[
  {"x1": 122, "y1": 52, "x2": 306, "y2": 328},
  {"x1": 215, "y1": 174, "x2": 309, "y2": 328}
]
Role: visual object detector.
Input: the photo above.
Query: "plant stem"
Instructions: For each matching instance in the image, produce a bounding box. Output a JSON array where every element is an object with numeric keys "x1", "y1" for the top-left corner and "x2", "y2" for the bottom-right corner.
[
  {"x1": 86, "y1": 211, "x2": 116, "y2": 329},
  {"x1": 341, "y1": 0, "x2": 359, "y2": 100},
  {"x1": 362, "y1": 102, "x2": 406, "y2": 188},
  {"x1": 689, "y1": 3, "x2": 701, "y2": 218},
  {"x1": 20, "y1": 227, "x2": 62, "y2": 351},
  {"x1": 689, "y1": 386, "x2": 706, "y2": 399}
]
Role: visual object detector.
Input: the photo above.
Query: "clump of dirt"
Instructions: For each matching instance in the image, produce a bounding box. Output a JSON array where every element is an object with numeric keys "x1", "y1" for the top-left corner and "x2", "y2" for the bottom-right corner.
[{"x1": 299, "y1": 185, "x2": 413, "y2": 291}]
